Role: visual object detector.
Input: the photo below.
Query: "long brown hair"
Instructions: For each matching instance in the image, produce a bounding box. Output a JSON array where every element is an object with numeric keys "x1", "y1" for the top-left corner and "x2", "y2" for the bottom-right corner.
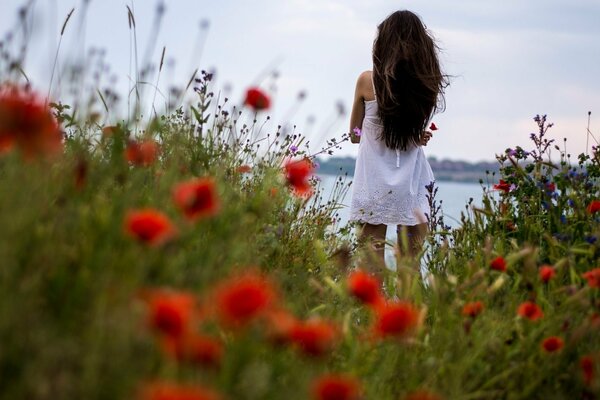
[{"x1": 372, "y1": 10, "x2": 448, "y2": 150}]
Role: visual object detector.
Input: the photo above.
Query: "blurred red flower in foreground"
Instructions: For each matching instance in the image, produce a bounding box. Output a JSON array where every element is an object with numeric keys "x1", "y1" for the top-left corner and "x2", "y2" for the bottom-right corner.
[
  {"x1": 145, "y1": 290, "x2": 196, "y2": 339},
  {"x1": 405, "y1": 390, "x2": 444, "y2": 400},
  {"x1": 125, "y1": 139, "x2": 159, "y2": 166},
  {"x1": 347, "y1": 270, "x2": 382, "y2": 307},
  {"x1": 125, "y1": 209, "x2": 177, "y2": 246},
  {"x1": 490, "y1": 256, "x2": 507, "y2": 272},
  {"x1": 285, "y1": 158, "x2": 314, "y2": 197},
  {"x1": 541, "y1": 336, "x2": 564, "y2": 353},
  {"x1": 312, "y1": 374, "x2": 361, "y2": 400},
  {"x1": 493, "y1": 180, "x2": 511, "y2": 193},
  {"x1": 289, "y1": 319, "x2": 338, "y2": 357},
  {"x1": 172, "y1": 178, "x2": 220, "y2": 221},
  {"x1": 139, "y1": 382, "x2": 222, "y2": 400},
  {"x1": 580, "y1": 355, "x2": 595, "y2": 386},
  {"x1": 539, "y1": 265, "x2": 556, "y2": 283},
  {"x1": 374, "y1": 301, "x2": 421, "y2": 339},
  {"x1": 429, "y1": 122, "x2": 438, "y2": 131},
  {"x1": 462, "y1": 301, "x2": 484, "y2": 318},
  {"x1": 244, "y1": 87, "x2": 270, "y2": 111},
  {"x1": 517, "y1": 301, "x2": 543, "y2": 321},
  {"x1": 162, "y1": 334, "x2": 223, "y2": 369},
  {"x1": 587, "y1": 200, "x2": 600, "y2": 214},
  {"x1": 582, "y1": 268, "x2": 600, "y2": 288},
  {"x1": 0, "y1": 84, "x2": 62, "y2": 158},
  {"x1": 215, "y1": 271, "x2": 276, "y2": 328}
]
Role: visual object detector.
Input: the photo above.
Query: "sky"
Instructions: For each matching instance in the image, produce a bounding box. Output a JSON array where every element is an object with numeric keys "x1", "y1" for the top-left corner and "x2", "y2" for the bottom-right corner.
[{"x1": 1, "y1": 0, "x2": 599, "y2": 162}]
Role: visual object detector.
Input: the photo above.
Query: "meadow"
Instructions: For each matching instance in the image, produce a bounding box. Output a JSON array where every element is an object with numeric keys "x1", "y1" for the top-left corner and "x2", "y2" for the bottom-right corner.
[{"x1": 1, "y1": 6, "x2": 600, "y2": 400}]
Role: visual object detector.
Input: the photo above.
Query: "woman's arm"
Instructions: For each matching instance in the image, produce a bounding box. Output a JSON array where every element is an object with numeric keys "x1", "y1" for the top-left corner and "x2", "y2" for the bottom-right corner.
[{"x1": 349, "y1": 73, "x2": 368, "y2": 144}]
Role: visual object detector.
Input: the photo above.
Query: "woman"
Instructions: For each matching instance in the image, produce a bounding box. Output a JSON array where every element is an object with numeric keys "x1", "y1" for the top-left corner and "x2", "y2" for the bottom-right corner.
[{"x1": 348, "y1": 10, "x2": 448, "y2": 269}]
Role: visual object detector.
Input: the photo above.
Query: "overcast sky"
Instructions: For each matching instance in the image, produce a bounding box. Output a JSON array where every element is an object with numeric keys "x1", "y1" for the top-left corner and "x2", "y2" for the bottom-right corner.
[{"x1": 2, "y1": 0, "x2": 599, "y2": 162}]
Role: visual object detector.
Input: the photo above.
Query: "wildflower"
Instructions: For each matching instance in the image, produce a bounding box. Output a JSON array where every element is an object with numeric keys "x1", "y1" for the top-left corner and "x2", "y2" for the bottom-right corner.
[
  {"x1": 352, "y1": 127, "x2": 362, "y2": 137},
  {"x1": 493, "y1": 180, "x2": 510, "y2": 193},
  {"x1": 145, "y1": 290, "x2": 196, "y2": 339},
  {"x1": 429, "y1": 122, "x2": 438, "y2": 131},
  {"x1": 0, "y1": 84, "x2": 62, "y2": 158},
  {"x1": 163, "y1": 334, "x2": 223, "y2": 369},
  {"x1": 582, "y1": 268, "x2": 600, "y2": 288},
  {"x1": 587, "y1": 200, "x2": 600, "y2": 214},
  {"x1": 172, "y1": 178, "x2": 219, "y2": 221},
  {"x1": 580, "y1": 355, "x2": 594, "y2": 386},
  {"x1": 289, "y1": 319, "x2": 338, "y2": 357},
  {"x1": 312, "y1": 374, "x2": 361, "y2": 400},
  {"x1": 289, "y1": 145, "x2": 299, "y2": 154},
  {"x1": 405, "y1": 390, "x2": 443, "y2": 400},
  {"x1": 244, "y1": 87, "x2": 270, "y2": 111},
  {"x1": 285, "y1": 158, "x2": 313, "y2": 196},
  {"x1": 539, "y1": 265, "x2": 556, "y2": 283},
  {"x1": 125, "y1": 139, "x2": 159, "y2": 166},
  {"x1": 215, "y1": 271, "x2": 276, "y2": 328},
  {"x1": 585, "y1": 235, "x2": 597, "y2": 244},
  {"x1": 490, "y1": 256, "x2": 507, "y2": 272},
  {"x1": 462, "y1": 301, "x2": 484, "y2": 318},
  {"x1": 347, "y1": 270, "x2": 382, "y2": 307},
  {"x1": 236, "y1": 165, "x2": 252, "y2": 174},
  {"x1": 517, "y1": 301, "x2": 544, "y2": 321},
  {"x1": 545, "y1": 182, "x2": 556, "y2": 192},
  {"x1": 125, "y1": 209, "x2": 177, "y2": 246},
  {"x1": 541, "y1": 336, "x2": 564, "y2": 353},
  {"x1": 374, "y1": 301, "x2": 421, "y2": 339},
  {"x1": 139, "y1": 382, "x2": 222, "y2": 400},
  {"x1": 264, "y1": 309, "x2": 297, "y2": 345}
]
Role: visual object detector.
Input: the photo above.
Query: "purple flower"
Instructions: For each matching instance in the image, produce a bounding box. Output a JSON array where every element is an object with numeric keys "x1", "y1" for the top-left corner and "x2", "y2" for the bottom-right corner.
[
  {"x1": 585, "y1": 235, "x2": 597, "y2": 244},
  {"x1": 352, "y1": 127, "x2": 362, "y2": 137},
  {"x1": 289, "y1": 145, "x2": 298, "y2": 154}
]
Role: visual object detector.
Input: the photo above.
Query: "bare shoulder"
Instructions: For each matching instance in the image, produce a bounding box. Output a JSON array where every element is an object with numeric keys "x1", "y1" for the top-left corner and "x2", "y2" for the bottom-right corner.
[{"x1": 355, "y1": 70, "x2": 373, "y2": 100}]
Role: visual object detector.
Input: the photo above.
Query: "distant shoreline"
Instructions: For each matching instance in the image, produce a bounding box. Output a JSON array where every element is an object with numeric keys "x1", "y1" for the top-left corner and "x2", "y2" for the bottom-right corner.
[{"x1": 316, "y1": 156, "x2": 500, "y2": 184}]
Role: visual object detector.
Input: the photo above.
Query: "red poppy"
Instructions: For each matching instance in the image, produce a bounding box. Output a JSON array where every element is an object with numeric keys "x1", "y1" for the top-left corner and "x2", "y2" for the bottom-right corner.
[
  {"x1": 163, "y1": 334, "x2": 223, "y2": 369},
  {"x1": 125, "y1": 139, "x2": 159, "y2": 166},
  {"x1": 374, "y1": 301, "x2": 421, "y2": 338},
  {"x1": 145, "y1": 290, "x2": 196, "y2": 339},
  {"x1": 285, "y1": 158, "x2": 314, "y2": 196},
  {"x1": 172, "y1": 178, "x2": 220, "y2": 221},
  {"x1": 580, "y1": 355, "x2": 594, "y2": 386},
  {"x1": 312, "y1": 374, "x2": 361, "y2": 400},
  {"x1": 539, "y1": 265, "x2": 556, "y2": 283},
  {"x1": 347, "y1": 270, "x2": 382, "y2": 307},
  {"x1": 139, "y1": 382, "x2": 222, "y2": 400},
  {"x1": 587, "y1": 200, "x2": 600, "y2": 214},
  {"x1": 264, "y1": 309, "x2": 298, "y2": 345},
  {"x1": 541, "y1": 336, "x2": 564, "y2": 353},
  {"x1": 462, "y1": 301, "x2": 484, "y2": 318},
  {"x1": 517, "y1": 301, "x2": 543, "y2": 321},
  {"x1": 244, "y1": 87, "x2": 270, "y2": 111},
  {"x1": 582, "y1": 268, "x2": 600, "y2": 288},
  {"x1": 545, "y1": 182, "x2": 556, "y2": 192},
  {"x1": 236, "y1": 165, "x2": 252, "y2": 174},
  {"x1": 490, "y1": 256, "x2": 507, "y2": 272},
  {"x1": 102, "y1": 125, "x2": 119, "y2": 138},
  {"x1": 125, "y1": 209, "x2": 177, "y2": 246},
  {"x1": 289, "y1": 319, "x2": 338, "y2": 357},
  {"x1": 429, "y1": 122, "x2": 438, "y2": 131},
  {"x1": 493, "y1": 180, "x2": 511, "y2": 193},
  {"x1": 405, "y1": 390, "x2": 443, "y2": 400},
  {"x1": 215, "y1": 271, "x2": 276, "y2": 328},
  {"x1": 0, "y1": 84, "x2": 62, "y2": 158}
]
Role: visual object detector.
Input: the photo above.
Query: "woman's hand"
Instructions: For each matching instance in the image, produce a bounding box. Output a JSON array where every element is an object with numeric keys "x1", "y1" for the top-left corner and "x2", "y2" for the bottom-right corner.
[{"x1": 420, "y1": 130, "x2": 432, "y2": 146}]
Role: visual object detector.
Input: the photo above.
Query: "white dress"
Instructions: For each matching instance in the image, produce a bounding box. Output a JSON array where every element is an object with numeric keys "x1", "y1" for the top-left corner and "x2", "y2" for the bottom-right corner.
[{"x1": 349, "y1": 97, "x2": 435, "y2": 226}]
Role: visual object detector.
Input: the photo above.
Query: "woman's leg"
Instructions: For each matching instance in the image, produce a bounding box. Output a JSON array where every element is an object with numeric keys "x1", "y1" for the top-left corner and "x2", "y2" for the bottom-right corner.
[
  {"x1": 358, "y1": 223, "x2": 387, "y2": 272},
  {"x1": 396, "y1": 223, "x2": 428, "y2": 257}
]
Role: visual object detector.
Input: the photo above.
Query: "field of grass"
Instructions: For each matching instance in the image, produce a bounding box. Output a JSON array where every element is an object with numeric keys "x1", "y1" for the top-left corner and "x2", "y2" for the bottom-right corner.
[{"x1": 1, "y1": 6, "x2": 600, "y2": 400}]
